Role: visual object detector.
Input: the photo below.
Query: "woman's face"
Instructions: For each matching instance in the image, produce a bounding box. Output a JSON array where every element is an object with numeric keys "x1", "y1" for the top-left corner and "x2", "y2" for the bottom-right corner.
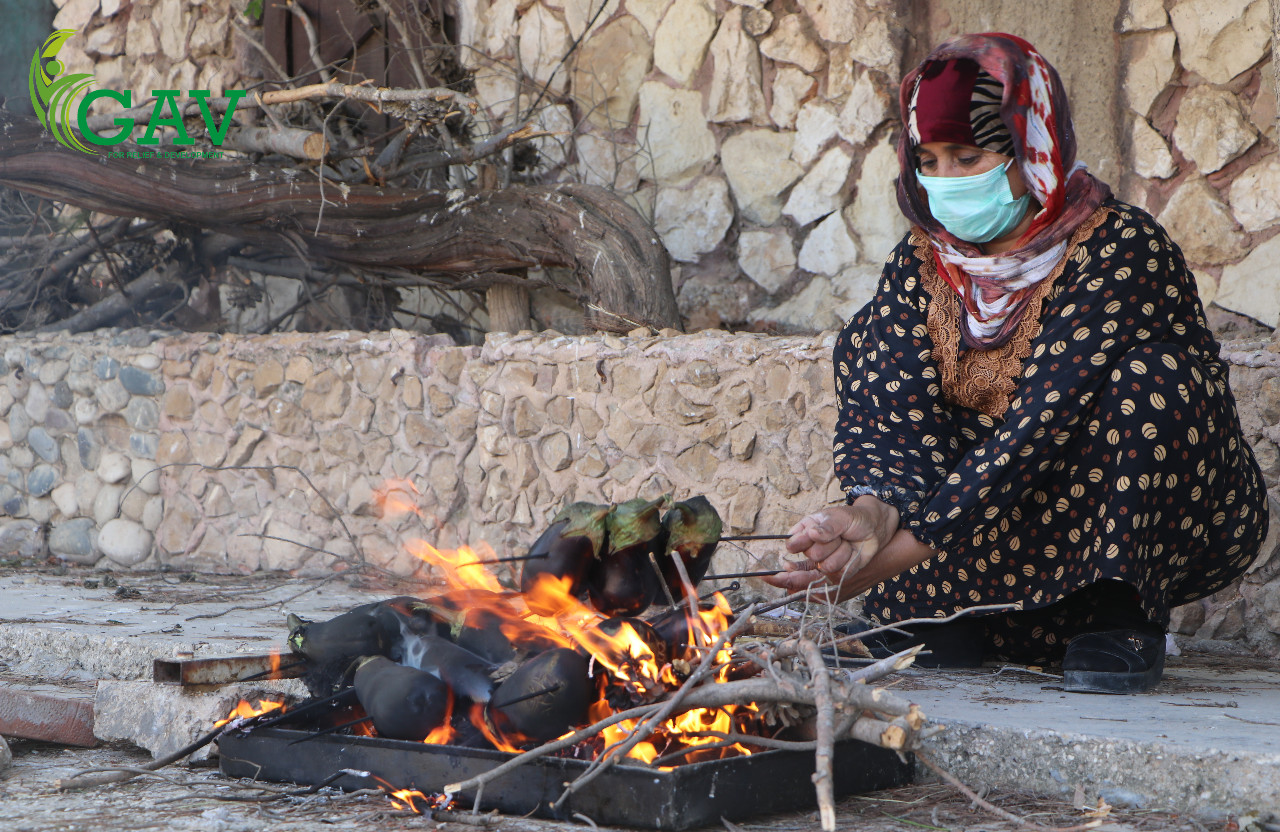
[{"x1": 914, "y1": 141, "x2": 1029, "y2": 199}]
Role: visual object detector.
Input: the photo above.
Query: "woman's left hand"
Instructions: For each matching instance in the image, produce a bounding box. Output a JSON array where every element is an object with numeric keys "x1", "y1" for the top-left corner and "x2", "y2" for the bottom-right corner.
[{"x1": 763, "y1": 497, "x2": 900, "y2": 592}]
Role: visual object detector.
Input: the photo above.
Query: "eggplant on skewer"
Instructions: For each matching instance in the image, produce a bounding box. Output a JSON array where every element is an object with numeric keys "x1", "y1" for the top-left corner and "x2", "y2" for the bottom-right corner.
[
  {"x1": 591, "y1": 616, "x2": 670, "y2": 668},
  {"x1": 646, "y1": 603, "x2": 735, "y2": 662},
  {"x1": 486, "y1": 648, "x2": 592, "y2": 744},
  {"x1": 353, "y1": 656, "x2": 452, "y2": 741},
  {"x1": 397, "y1": 632, "x2": 497, "y2": 703},
  {"x1": 659, "y1": 496, "x2": 723, "y2": 601},
  {"x1": 586, "y1": 497, "x2": 668, "y2": 617},
  {"x1": 286, "y1": 596, "x2": 443, "y2": 696},
  {"x1": 285, "y1": 596, "x2": 449, "y2": 662},
  {"x1": 520, "y1": 502, "x2": 610, "y2": 616}
]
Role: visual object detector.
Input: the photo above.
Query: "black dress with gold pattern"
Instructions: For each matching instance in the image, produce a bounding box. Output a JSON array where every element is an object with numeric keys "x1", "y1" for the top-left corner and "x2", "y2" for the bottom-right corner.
[{"x1": 833, "y1": 199, "x2": 1269, "y2": 662}]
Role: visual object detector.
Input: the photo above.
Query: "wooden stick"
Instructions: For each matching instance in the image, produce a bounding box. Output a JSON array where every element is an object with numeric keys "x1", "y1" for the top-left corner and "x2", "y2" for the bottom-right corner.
[
  {"x1": 224, "y1": 126, "x2": 329, "y2": 160},
  {"x1": 913, "y1": 750, "x2": 1101, "y2": 832},
  {"x1": 798, "y1": 639, "x2": 836, "y2": 832},
  {"x1": 843, "y1": 644, "x2": 923, "y2": 685},
  {"x1": 257, "y1": 81, "x2": 476, "y2": 110},
  {"x1": 58, "y1": 725, "x2": 223, "y2": 790}
]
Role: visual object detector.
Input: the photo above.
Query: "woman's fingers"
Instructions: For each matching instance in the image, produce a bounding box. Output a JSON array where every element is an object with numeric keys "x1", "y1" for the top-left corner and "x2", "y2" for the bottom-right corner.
[
  {"x1": 786, "y1": 508, "x2": 855, "y2": 553},
  {"x1": 761, "y1": 566, "x2": 827, "y2": 591}
]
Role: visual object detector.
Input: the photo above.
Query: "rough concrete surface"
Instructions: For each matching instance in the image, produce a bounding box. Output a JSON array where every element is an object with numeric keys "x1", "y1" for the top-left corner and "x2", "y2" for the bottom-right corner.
[
  {"x1": 910, "y1": 658, "x2": 1280, "y2": 819},
  {"x1": 1, "y1": 569, "x2": 1278, "y2": 828},
  {"x1": 94, "y1": 679, "x2": 307, "y2": 761},
  {"x1": 0, "y1": 571, "x2": 387, "y2": 681},
  {"x1": 0, "y1": 740, "x2": 1220, "y2": 832}
]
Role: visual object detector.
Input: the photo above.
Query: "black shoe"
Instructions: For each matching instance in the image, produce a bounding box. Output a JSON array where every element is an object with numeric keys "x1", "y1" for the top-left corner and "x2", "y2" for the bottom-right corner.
[
  {"x1": 1062, "y1": 629, "x2": 1165, "y2": 694},
  {"x1": 831, "y1": 617, "x2": 985, "y2": 668}
]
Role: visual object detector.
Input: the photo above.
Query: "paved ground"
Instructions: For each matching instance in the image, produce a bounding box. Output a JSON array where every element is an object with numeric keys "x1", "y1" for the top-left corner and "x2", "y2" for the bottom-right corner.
[
  {"x1": 1, "y1": 566, "x2": 1279, "y2": 828},
  {"x1": 0, "y1": 739, "x2": 1223, "y2": 832}
]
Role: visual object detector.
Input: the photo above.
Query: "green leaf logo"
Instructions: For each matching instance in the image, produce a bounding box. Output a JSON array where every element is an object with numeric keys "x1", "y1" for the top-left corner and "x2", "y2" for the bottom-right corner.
[{"x1": 29, "y1": 29, "x2": 97, "y2": 154}]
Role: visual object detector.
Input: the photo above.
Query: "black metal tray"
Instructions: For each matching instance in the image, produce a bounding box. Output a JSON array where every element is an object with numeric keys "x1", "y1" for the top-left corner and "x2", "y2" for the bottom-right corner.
[{"x1": 218, "y1": 727, "x2": 913, "y2": 830}]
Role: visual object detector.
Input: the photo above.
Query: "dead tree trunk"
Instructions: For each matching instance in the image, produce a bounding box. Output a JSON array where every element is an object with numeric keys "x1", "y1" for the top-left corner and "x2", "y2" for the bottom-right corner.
[{"x1": 0, "y1": 114, "x2": 681, "y2": 333}]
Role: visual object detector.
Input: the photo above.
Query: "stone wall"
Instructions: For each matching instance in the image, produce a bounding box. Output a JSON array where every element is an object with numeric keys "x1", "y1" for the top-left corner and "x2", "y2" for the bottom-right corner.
[
  {"x1": 2, "y1": 328, "x2": 1279, "y2": 654},
  {"x1": 44, "y1": 0, "x2": 1280, "y2": 335},
  {"x1": 0, "y1": 328, "x2": 840, "y2": 585}
]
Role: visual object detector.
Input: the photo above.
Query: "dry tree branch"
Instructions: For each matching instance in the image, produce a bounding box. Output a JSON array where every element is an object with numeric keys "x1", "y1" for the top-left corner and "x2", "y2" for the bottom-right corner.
[
  {"x1": 551, "y1": 607, "x2": 760, "y2": 811},
  {"x1": 843, "y1": 644, "x2": 923, "y2": 685},
  {"x1": 913, "y1": 750, "x2": 1104, "y2": 832},
  {"x1": 232, "y1": 18, "x2": 291, "y2": 84},
  {"x1": 183, "y1": 568, "x2": 347, "y2": 621},
  {"x1": 58, "y1": 724, "x2": 227, "y2": 791},
  {"x1": 798, "y1": 639, "x2": 836, "y2": 832},
  {"x1": 257, "y1": 82, "x2": 476, "y2": 112},
  {"x1": 377, "y1": 0, "x2": 430, "y2": 89},
  {"x1": 286, "y1": 0, "x2": 332, "y2": 84}
]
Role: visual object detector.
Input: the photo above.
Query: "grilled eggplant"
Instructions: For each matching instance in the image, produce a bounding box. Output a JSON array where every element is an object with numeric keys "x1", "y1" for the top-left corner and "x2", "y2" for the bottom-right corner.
[
  {"x1": 353, "y1": 656, "x2": 451, "y2": 741},
  {"x1": 286, "y1": 596, "x2": 431, "y2": 664},
  {"x1": 487, "y1": 648, "x2": 592, "y2": 744},
  {"x1": 520, "y1": 502, "x2": 610, "y2": 616},
  {"x1": 586, "y1": 497, "x2": 667, "y2": 617},
  {"x1": 659, "y1": 496, "x2": 722, "y2": 600},
  {"x1": 592, "y1": 616, "x2": 670, "y2": 667},
  {"x1": 397, "y1": 632, "x2": 497, "y2": 703}
]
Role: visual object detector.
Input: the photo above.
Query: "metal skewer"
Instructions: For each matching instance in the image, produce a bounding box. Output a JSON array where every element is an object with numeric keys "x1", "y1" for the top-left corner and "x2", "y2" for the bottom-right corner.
[
  {"x1": 456, "y1": 553, "x2": 550, "y2": 567},
  {"x1": 718, "y1": 534, "x2": 790, "y2": 541},
  {"x1": 701, "y1": 570, "x2": 781, "y2": 580},
  {"x1": 287, "y1": 714, "x2": 375, "y2": 745}
]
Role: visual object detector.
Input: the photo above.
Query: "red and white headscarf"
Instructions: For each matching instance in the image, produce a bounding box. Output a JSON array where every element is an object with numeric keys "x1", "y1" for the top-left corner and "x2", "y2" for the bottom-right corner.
[{"x1": 896, "y1": 33, "x2": 1111, "y2": 350}]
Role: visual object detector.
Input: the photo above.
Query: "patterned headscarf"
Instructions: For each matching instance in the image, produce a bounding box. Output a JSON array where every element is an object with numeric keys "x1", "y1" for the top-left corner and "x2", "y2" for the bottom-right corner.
[
  {"x1": 896, "y1": 33, "x2": 1111, "y2": 350},
  {"x1": 907, "y1": 59, "x2": 1015, "y2": 156}
]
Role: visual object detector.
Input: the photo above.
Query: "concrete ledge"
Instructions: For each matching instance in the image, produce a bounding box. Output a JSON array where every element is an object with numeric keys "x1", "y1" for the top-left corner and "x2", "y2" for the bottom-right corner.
[
  {"x1": 912, "y1": 656, "x2": 1280, "y2": 819},
  {"x1": 94, "y1": 679, "x2": 307, "y2": 761}
]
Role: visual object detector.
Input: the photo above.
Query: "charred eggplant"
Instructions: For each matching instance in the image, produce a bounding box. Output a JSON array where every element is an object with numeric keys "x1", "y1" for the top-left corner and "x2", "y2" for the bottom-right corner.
[
  {"x1": 660, "y1": 496, "x2": 722, "y2": 600},
  {"x1": 520, "y1": 502, "x2": 610, "y2": 616},
  {"x1": 586, "y1": 497, "x2": 667, "y2": 617},
  {"x1": 286, "y1": 595, "x2": 438, "y2": 664},
  {"x1": 486, "y1": 648, "x2": 592, "y2": 744},
  {"x1": 398, "y1": 632, "x2": 497, "y2": 703},
  {"x1": 353, "y1": 656, "x2": 451, "y2": 741},
  {"x1": 592, "y1": 616, "x2": 670, "y2": 668}
]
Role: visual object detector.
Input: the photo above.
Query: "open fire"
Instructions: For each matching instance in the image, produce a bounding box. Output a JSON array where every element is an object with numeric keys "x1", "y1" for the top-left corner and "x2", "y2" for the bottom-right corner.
[{"x1": 217, "y1": 491, "x2": 785, "y2": 812}]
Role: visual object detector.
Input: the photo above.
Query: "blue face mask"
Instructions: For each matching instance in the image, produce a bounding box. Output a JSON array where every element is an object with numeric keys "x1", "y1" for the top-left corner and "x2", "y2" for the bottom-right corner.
[{"x1": 917, "y1": 160, "x2": 1032, "y2": 244}]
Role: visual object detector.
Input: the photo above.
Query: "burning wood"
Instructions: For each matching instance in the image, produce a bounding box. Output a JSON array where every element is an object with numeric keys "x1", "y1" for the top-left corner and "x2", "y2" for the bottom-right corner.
[{"x1": 211, "y1": 495, "x2": 931, "y2": 828}]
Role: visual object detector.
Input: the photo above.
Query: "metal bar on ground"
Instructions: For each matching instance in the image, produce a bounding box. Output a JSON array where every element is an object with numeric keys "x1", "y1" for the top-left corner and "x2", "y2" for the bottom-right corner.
[{"x1": 153, "y1": 654, "x2": 303, "y2": 686}]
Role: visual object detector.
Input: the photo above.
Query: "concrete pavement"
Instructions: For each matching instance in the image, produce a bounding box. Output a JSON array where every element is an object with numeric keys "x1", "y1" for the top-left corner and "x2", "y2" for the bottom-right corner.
[{"x1": 1, "y1": 568, "x2": 1278, "y2": 822}]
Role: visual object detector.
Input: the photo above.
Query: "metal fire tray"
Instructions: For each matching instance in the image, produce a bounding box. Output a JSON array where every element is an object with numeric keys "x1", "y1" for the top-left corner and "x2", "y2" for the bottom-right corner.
[{"x1": 218, "y1": 727, "x2": 913, "y2": 830}]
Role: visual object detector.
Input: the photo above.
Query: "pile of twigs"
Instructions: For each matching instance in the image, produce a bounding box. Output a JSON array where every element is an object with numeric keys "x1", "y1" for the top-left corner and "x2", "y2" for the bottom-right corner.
[{"x1": 439, "y1": 590, "x2": 929, "y2": 830}]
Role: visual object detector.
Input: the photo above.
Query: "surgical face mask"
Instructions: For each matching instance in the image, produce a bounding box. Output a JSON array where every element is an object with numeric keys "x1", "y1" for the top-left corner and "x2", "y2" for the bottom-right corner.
[{"x1": 917, "y1": 159, "x2": 1032, "y2": 244}]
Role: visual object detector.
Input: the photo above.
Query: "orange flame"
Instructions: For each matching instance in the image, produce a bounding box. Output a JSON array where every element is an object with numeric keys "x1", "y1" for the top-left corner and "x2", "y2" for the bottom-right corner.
[
  {"x1": 424, "y1": 689, "x2": 456, "y2": 745},
  {"x1": 375, "y1": 479, "x2": 423, "y2": 518},
  {"x1": 370, "y1": 776, "x2": 452, "y2": 814},
  {"x1": 214, "y1": 698, "x2": 285, "y2": 728},
  {"x1": 323, "y1": 481, "x2": 759, "y2": 770}
]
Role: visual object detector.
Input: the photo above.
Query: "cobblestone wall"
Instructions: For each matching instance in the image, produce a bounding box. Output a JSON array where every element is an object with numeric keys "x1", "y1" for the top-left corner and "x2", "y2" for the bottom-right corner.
[
  {"x1": 44, "y1": 0, "x2": 1280, "y2": 335},
  {"x1": 2, "y1": 328, "x2": 1279, "y2": 653},
  {"x1": 0, "y1": 328, "x2": 840, "y2": 585}
]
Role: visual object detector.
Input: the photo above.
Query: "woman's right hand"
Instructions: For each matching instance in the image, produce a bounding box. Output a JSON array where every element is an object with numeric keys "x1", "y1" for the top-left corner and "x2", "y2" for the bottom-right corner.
[{"x1": 763, "y1": 498, "x2": 900, "y2": 593}]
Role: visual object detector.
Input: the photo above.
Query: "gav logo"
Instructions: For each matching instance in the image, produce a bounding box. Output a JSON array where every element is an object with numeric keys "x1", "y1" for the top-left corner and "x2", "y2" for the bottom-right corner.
[{"x1": 29, "y1": 28, "x2": 247, "y2": 154}]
